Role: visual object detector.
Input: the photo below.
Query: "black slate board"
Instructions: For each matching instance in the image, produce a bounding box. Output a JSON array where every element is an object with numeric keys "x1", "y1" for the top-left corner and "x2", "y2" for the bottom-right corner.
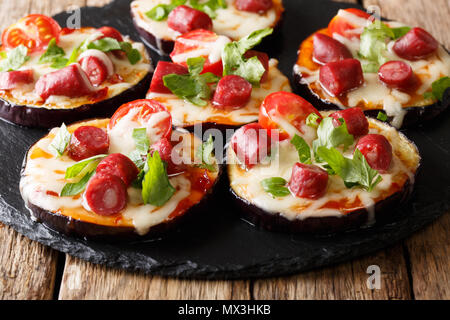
[{"x1": 0, "y1": 0, "x2": 449, "y2": 279}]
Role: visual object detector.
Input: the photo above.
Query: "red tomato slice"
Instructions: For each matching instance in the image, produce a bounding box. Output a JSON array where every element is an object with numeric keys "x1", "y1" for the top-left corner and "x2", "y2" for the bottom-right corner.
[
  {"x1": 170, "y1": 29, "x2": 231, "y2": 77},
  {"x1": 97, "y1": 26, "x2": 123, "y2": 42},
  {"x1": 259, "y1": 92, "x2": 322, "y2": 141},
  {"x1": 328, "y1": 8, "x2": 371, "y2": 39},
  {"x1": 109, "y1": 99, "x2": 172, "y2": 142},
  {"x1": 2, "y1": 14, "x2": 61, "y2": 53}
]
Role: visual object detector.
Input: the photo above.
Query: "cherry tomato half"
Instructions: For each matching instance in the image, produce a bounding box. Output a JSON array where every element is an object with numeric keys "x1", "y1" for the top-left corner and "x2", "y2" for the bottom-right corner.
[
  {"x1": 328, "y1": 8, "x2": 371, "y2": 39},
  {"x1": 109, "y1": 99, "x2": 172, "y2": 142},
  {"x1": 2, "y1": 14, "x2": 61, "y2": 53},
  {"x1": 259, "y1": 92, "x2": 322, "y2": 140}
]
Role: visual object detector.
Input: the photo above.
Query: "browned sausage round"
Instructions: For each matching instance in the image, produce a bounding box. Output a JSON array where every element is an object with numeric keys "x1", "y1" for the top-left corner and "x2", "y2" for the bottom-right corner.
[
  {"x1": 378, "y1": 60, "x2": 416, "y2": 91},
  {"x1": 84, "y1": 173, "x2": 127, "y2": 216},
  {"x1": 68, "y1": 126, "x2": 109, "y2": 161}
]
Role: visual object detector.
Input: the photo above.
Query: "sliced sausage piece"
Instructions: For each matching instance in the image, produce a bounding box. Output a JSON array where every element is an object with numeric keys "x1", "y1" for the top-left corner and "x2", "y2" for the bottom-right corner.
[
  {"x1": 289, "y1": 163, "x2": 328, "y2": 199},
  {"x1": 167, "y1": 6, "x2": 212, "y2": 34},
  {"x1": 231, "y1": 122, "x2": 272, "y2": 169},
  {"x1": 84, "y1": 173, "x2": 127, "y2": 216},
  {"x1": 149, "y1": 61, "x2": 189, "y2": 94},
  {"x1": 79, "y1": 49, "x2": 114, "y2": 86},
  {"x1": 319, "y1": 58, "x2": 363, "y2": 96},
  {"x1": 96, "y1": 153, "x2": 139, "y2": 187},
  {"x1": 212, "y1": 75, "x2": 252, "y2": 109},
  {"x1": 356, "y1": 134, "x2": 392, "y2": 172},
  {"x1": 67, "y1": 126, "x2": 109, "y2": 161},
  {"x1": 150, "y1": 138, "x2": 185, "y2": 175},
  {"x1": 0, "y1": 69, "x2": 34, "y2": 89},
  {"x1": 244, "y1": 50, "x2": 269, "y2": 82},
  {"x1": 330, "y1": 107, "x2": 368, "y2": 136},
  {"x1": 97, "y1": 26, "x2": 123, "y2": 42},
  {"x1": 313, "y1": 33, "x2": 353, "y2": 65},
  {"x1": 393, "y1": 27, "x2": 438, "y2": 61},
  {"x1": 35, "y1": 64, "x2": 95, "y2": 100},
  {"x1": 235, "y1": 0, "x2": 273, "y2": 14},
  {"x1": 378, "y1": 60, "x2": 416, "y2": 91}
]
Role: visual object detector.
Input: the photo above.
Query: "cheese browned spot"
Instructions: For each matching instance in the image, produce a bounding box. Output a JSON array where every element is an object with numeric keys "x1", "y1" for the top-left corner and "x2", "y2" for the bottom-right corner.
[
  {"x1": 227, "y1": 113, "x2": 420, "y2": 223},
  {"x1": 20, "y1": 119, "x2": 219, "y2": 235},
  {"x1": 295, "y1": 19, "x2": 450, "y2": 128},
  {"x1": 147, "y1": 59, "x2": 291, "y2": 127},
  {"x1": 1, "y1": 27, "x2": 152, "y2": 110}
]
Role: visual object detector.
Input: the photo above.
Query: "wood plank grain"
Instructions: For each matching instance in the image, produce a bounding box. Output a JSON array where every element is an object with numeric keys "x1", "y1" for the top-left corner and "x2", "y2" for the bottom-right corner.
[
  {"x1": 253, "y1": 244, "x2": 411, "y2": 299},
  {"x1": 363, "y1": 0, "x2": 450, "y2": 300},
  {"x1": 0, "y1": 222, "x2": 59, "y2": 300},
  {"x1": 58, "y1": 255, "x2": 250, "y2": 300}
]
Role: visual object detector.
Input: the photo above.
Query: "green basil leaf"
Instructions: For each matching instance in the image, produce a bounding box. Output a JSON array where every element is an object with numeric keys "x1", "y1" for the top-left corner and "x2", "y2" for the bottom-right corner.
[
  {"x1": 119, "y1": 41, "x2": 141, "y2": 65},
  {"x1": 377, "y1": 111, "x2": 388, "y2": 122},
  {"x1": 306, "y1": 113, "x2": 320, "y2": 128},
  {"x1": 391, "y1": 26, "x2": 411, "y2": 39},
  {"x1": 145, "y1": 0, "x2": 187, "y2": 21},
  {"x1": 0, "y1": 45, "x2": 30, "y2": 72},
  {"x1": 132, "y1": 128, "x2": 150, "y2": 154},
  {"x1": 60, "y1": 170, "x2": 95, "y2": 197},
  {"x1": 141, "y1": 151, "x2": 176, "y2": 206},
  {"x1": 312, "y1": 117, "x2": 354, "y2": 158},
  {"x1": 50, "y1": 56, "x2": 69, "y2": 69},
  {"x1": 87, "y1": 37, "x2": 122, "y2": 51},
  {"x1": 187, "y1": 56, "x2": 206, "y2": 75},
  {"x1": 196, "y1": 135, "x2": 217, "y2": 172},
  {"x1": 423, "y1": 76, "x2": 450, "y2": 101},
  {"x1": 66, "y1": 41, "x2": 84, "y2": 66},
  {"x1": 222, "y1": 28, "x2": 273, "y2": 86},
  {"x1": 261, "y1": 177, "x2": 290, "y2": 198},
  {"x1": 361, "y1": 61, "x2": 379, "y2": 73},
  {"x1": 64, "y1": 154, "x2": 106, "y2": 179},
  {"x1": 39, "y1": 38, "x2": 66, "y2": 65},
  {"x1": 290, "y1": 134, "x2": 311, "y2": 164},
  {"x1": 49, "y1": 123, "x2": 71, "y2": 157},
  {"x1": 316, "y1": 146, "x2": 382, "y2": 192},
  {"x1": 129, "y1": 150, "x2": 146, "y2": 170},
  {"x1": 189, "y1": 0, "x2": 227, "y2": 19}
]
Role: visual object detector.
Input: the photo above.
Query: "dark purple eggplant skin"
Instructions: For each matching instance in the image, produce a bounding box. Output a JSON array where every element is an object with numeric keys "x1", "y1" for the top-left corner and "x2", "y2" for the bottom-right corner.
[
  {"x1": 228, "y1": 177, "x2": 414, "y2": 234},
  {"x1": 293, "y1": 69, "x2": 450, "y2": 129},
  {"x1": 20, "y1": 138, "x2": 223, "y2": 241},
  {"x1": 0, "y1": 72, "x2": 152, "y2": 129},
  {"x1": 131, "y1": 15, "x2": 174, "y2": 56}
]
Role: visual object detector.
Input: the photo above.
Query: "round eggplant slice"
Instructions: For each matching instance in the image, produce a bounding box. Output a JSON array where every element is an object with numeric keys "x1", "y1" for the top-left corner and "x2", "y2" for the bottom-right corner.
[
  {"x1": 20, "y1": 119, "x2": 221, "y2": 240},
  {"x1": 130, "y1": 0, "x2": 284, "y2": 56},
  {"x1": 293, "y1": 29, "x2": 450, "y2": 129},
  {"x1": 146, "y1": 59, "x2": 291, "y2": 132},
  {"x1": 227, "y1": 114, "x2": 421, "y2": 234},
  {"x1": 0, "y1": 27, "x2": 153, "y2": 128}
]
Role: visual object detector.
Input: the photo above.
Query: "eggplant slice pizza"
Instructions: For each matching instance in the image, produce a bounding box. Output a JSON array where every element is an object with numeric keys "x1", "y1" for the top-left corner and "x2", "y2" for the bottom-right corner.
[
  {"x1": 293, "y1": 8, "x2": 450, "y2": 128},
  {"x1": 20, "y1": 99, "x2": 220, "y2": 238},
  {"x1": 227, "y1": 92, "x2": 420, "y2": 233},
  {"x1": 0, "y1": 15, "x2": 153, "y2": 128},
  {"x1": 131, "y1": 0, "x2": 284, "y2": 55},
  {"x1": 146, "y1": 28, "x2": 291, "y2": 130}
]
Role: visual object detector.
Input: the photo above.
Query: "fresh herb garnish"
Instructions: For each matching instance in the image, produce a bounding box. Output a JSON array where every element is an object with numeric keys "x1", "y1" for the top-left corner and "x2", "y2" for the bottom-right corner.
[
  {"x1": 145, "y1": 0, "x2": 186, "y2": 21},
  {"x1": 0, "y1": 45, "x2": 30, "y2": 71},
  {"x1": 316, "y1": 146, "x2": 382, "y2": 192},
  {"x1": 261, "y1": 177, "x2": 290, "y2": 198},
  {"x1": 38, "y1": 38, "x2": 68, "y2": 68},
  {"x1": 129, "y1": 128, "x2": 150, "y2": 169},
  {"x1": 196, "y1": 135, "x2": 216, "y2": 171},
  {"x1": 141, "y1": 151, "x2": 175, "y2": 206},
  {"x1": 163, "y1": 56, "x2": 220, "y2": 106},
  {"x1": 290, "y1": 134, "x2": 311, "y2": 164},
  {"x1": 60, "y1": 154, "x2": 106, "y2": 196},
  {"x1": 377, "y1": 111, "x2": 388, "y2": 122},
  {"x1": 48, "y1": 123, "x2": 71, "y2": 157},
  {"x1": 189, "y1": 0, "x2": 227, "y2": 18},
  {"x1": 306, "y1": 112, "x2": 320, "y2": 128},
  {"x1": 87, "y1": 37, "x2": 141, "y2": 65},
  {"x1": 423, "y1": 76, "x2": 450, "y2": 101},
  {"x1": 312, "y1": 117, "x2": 354, "y2": 158},
  {"x1": 222, "y1": 28, "x2": 273, "y2": 86}
]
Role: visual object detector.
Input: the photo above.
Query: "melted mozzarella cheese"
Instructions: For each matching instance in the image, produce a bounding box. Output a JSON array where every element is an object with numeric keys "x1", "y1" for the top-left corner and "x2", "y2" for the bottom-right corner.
[
  {"x1": 147, "y1": 59, "x2": 291, "y2": 126},
  {"x1": 2, "y1": 27, "x2": 152, "y2": 110},
  {"x1": 131, "y1": 0, "x2": 280, "y2": 44},
  {"x1": 20, "y1": 119, "x2": 214, "y2": 236},
  {"x1": 295, "y1": 22, "x2": 450, "y2": 128},
  {"x1": 228, "y1": 116, "x2": 420, "y2": 222}
]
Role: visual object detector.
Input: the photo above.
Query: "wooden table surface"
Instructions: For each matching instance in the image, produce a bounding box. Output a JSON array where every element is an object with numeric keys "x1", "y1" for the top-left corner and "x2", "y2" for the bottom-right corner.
[{"x1": 0, "y1": 0, "x2": 449, "y2": 300}]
